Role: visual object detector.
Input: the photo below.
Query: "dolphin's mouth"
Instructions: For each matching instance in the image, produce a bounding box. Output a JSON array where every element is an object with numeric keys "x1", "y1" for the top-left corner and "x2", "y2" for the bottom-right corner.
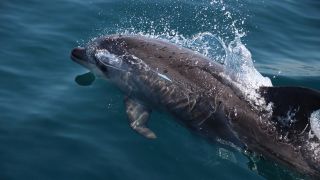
[{"x1": 71, "y1": 47, "x2": 86, "y2": 62}]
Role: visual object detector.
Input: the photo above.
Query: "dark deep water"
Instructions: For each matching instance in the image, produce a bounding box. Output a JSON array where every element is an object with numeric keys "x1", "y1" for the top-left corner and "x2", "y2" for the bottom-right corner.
[{"x1": 0, "y1": 0, "x2": 319, "y2": 179}]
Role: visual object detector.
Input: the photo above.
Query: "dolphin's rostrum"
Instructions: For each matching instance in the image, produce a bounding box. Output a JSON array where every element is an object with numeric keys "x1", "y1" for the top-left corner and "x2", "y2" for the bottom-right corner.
[{"x1": 71, "y1": 35, "x2": 320, "y2": 178}]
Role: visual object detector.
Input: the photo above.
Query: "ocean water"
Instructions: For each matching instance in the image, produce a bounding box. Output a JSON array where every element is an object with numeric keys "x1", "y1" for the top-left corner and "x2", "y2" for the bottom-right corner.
[{"x1": 0, "y1": 0, "x2": 319, "y2": 179}]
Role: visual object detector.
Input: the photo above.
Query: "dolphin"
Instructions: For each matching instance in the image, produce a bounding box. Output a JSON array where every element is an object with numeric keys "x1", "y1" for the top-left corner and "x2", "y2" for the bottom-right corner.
[{"x1": 71, "y1": 35, "x2": 320, "y2": 177}]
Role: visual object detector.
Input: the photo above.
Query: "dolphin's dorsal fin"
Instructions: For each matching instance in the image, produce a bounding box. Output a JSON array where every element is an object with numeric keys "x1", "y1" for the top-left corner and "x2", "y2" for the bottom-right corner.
[
  {"x1": 125, "y1": 97, "x2": 156, "y2": 139},
  {"x1": 260, "y1": 86, "x2": 320, "y2": 133}
]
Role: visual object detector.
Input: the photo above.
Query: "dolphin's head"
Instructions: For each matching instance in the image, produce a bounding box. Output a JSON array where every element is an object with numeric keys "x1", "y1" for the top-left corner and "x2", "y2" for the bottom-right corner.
[
  {"x1": 71, "y1": 36, "x2": 131, "y2": 79},
  {"x1": 71, "y1": 47, "x2": 92, "y2": 68}
]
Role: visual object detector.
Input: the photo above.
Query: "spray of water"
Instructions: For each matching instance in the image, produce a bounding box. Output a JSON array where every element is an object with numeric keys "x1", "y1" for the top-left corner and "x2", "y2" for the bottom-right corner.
[
  {"x1": 310, "y1": 110, "x2": 320, "y2": 140},
  {"x1": 306, "y1": 109, "x2": 320, "y2": 161}
]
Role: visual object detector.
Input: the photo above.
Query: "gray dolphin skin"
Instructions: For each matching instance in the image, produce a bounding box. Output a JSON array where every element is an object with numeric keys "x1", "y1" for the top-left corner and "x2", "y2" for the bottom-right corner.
[{"x1": 71, "y1": 35, "x2": 320, "y2": 178}]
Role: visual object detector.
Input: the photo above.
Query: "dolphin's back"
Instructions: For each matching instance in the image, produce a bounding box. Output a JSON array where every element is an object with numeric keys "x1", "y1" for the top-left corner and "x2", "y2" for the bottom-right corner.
[{"x1": 122, "y1": 36, "x2": 226, "y2": 90}]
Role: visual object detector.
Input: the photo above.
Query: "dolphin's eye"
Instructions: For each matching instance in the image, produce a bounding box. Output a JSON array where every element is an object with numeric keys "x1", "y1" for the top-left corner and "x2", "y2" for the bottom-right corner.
[{"x1": 95, "y1": 49, "x2": 123, "y2": 69}]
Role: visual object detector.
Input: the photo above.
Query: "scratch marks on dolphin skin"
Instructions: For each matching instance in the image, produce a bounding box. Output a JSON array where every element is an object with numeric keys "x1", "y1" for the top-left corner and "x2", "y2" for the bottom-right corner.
[
  {"x1": 186, "y1": 96, "x2": 198, "y2": 113},
  {"x1": 170, "y1": 93, "x2": 193, "y2": 111},
  {"x1": 197, "y1": 110, "x2": 214, "y2": 126}
]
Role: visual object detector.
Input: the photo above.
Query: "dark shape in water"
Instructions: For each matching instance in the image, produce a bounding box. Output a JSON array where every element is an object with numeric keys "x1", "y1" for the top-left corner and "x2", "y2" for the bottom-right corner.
[{"x1": 75, "y1": 72, "x2": 95, "y2": 86}]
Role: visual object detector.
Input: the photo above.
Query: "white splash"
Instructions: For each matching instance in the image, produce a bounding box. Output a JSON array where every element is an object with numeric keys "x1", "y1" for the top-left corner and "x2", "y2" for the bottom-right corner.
[
  {"x1": 219, "y1": 32, "x2": 273, "y2": 110},
  {"x1": 310, "y1": 109, "x2": 320, "y2": 140},
  {"x1": 224, "y1": 34, "x2": 272, "y2": 90},
  {"x1": 307, "y1": 109, "x2": 320, "y2": 161}
]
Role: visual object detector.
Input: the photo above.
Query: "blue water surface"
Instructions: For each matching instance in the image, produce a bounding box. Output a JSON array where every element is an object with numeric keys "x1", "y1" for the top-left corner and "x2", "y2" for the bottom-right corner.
[{"x1": 0, "y1": 0, "x2": 319, "y2": 179}]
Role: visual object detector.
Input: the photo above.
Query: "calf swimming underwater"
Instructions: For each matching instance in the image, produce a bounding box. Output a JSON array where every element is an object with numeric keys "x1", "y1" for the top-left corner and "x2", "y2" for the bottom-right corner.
[{"x1": 71, "y1": 35, "x2": 320, "y2": 177}]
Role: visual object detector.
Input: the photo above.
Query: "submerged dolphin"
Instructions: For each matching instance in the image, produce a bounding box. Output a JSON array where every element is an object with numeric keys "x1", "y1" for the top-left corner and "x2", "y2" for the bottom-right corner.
[{"x1": 71, "y1": 35, "x2": 320, "y2": 177}]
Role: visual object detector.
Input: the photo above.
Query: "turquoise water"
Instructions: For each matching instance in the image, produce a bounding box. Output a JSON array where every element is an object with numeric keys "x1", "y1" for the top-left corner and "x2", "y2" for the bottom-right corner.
[{"x1": 1, "y1": 0, "x2": 319, "y2": 179}]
